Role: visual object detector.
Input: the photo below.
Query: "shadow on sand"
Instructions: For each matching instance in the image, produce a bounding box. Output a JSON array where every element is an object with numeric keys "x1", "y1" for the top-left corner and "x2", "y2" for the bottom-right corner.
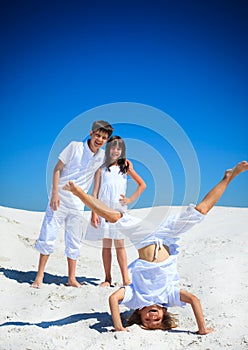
[
  {"x1": 0, "y1": 267, "x2": 100, "y2": 286},
  {"x1": 0, "y1": 311, "x2": 132, "y2": 333},
  {"x1": 0, "y1": 267, "x2": 196, "y2": 335}
]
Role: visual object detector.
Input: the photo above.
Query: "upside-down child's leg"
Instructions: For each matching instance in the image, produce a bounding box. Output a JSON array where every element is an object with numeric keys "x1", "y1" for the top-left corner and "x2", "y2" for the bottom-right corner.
[
  {"x1": 195, "y1": 161, "x2": 248, "y2": 215},
  {"x1": 63, "y1": 181, "x2": 122, "y2": 223}
]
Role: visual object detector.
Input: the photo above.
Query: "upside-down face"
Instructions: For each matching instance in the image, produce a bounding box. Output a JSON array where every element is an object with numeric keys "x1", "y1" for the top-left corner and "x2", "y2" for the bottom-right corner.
[{"x1": 139, "y1": 305, "x2": 167, "y2": 330}]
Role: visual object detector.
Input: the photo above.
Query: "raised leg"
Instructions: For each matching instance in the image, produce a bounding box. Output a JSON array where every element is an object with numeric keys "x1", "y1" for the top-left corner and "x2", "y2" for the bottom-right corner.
[
  {"x1": 63, "y1": 181, "x2": 122, "y2": 223},
  {"x1": 196, "y1": 161, "x2": 248, "y2": 215}
]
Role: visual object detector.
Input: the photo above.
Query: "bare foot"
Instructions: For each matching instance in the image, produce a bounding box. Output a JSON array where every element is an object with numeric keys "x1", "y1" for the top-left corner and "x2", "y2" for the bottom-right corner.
[
  {"x1": 197, "y1": 327, "x2": 214, "y2": 335},
  {"x1": 63, "y1": 180, "x2": 77, "y2": 193},
  {"x1": 123, "y1": 280, "x2": 131, "y2": 286},
  {"x1": 225, "y1": 161, "x2": 248, "y2": 181},
  {"x1": 31, "y1": 277, "x2": 43, "y2": 289},
  {"x1": 66, "y1": 278, "x2": 83, "y2": 288},
  {"x1": 100, "y1": 281, "x2": 111, "y2": 287}
]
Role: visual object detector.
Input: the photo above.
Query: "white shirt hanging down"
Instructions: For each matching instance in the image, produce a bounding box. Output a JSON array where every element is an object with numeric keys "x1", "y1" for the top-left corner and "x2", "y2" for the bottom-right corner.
[
  {"x1": 121, "y1": 256, "x2": 185, "y2": 310},
  {"x1": 120, "y1": 205, "x2": 204, "y2": 310}
]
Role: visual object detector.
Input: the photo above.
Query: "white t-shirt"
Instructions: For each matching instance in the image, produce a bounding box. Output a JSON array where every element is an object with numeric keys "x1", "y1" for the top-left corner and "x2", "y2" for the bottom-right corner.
[
  {"x1": 121, "y1": 256, "x2": 185, "y2": 310},
  {"x1": 120, "y1": 206, "x2": 204, "y2": 310},
  {"x1": 56, "y1": 140, "x2": 105, "y2": 210}
]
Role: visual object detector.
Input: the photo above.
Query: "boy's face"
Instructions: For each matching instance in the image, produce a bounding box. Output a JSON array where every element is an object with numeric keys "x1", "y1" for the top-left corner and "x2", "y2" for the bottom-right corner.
[{"x1": 89, "y1": 130, "x2": 109, "y2": 153}]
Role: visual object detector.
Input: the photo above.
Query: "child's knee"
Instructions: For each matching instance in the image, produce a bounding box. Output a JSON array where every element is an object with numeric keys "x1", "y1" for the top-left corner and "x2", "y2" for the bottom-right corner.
[{"x1": 194, "y1": 205, "x2": 208, "y2": 215}]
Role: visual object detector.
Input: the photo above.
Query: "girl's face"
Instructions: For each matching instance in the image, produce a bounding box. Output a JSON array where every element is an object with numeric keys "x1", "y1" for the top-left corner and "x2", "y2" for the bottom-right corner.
[
  {"x1": 109, "y1": 144, "x2": 122, "y2": 162},
  {"x1": 139, "y1": 305, "x2": 166, "y2": 330}
]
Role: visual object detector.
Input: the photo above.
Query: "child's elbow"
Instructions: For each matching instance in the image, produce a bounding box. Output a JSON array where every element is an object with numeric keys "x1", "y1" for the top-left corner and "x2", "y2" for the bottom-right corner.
[
  {"x1": 141, "y1": 182, "x2": 147, "y2": 192},
  {"x1": 109, "y1": 293, "x2": 117, "y2": 307},
  {"x1": 109, "y1": 293, "x2": 115, "y2": 304},
  {"x1": 190, "y1": 294, "x2": 200, "y2": 305}
]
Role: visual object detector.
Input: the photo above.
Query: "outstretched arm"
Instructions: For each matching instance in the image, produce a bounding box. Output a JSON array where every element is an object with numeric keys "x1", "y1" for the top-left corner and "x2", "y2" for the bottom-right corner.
[
  {"x1": 180, "y1": 290, "x2": 214, "y2": 335},
  {"x1": 109, "y1": 288, "x2": 128, "y2": 331}
]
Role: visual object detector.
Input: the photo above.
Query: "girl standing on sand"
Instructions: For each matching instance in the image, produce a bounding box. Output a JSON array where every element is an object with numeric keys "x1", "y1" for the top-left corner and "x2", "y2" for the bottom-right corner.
[{"x1": 85, "y1": 136, "x2": 146, "y2": 287}]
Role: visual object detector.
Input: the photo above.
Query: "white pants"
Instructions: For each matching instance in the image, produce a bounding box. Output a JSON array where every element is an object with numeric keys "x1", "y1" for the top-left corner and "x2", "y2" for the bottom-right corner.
[
  {"x1": 35, "y1": 204, "x2": 84, "y2": 260},
  {"x1": 113, "y1": 204, "x2": 204, "y2": 251}
]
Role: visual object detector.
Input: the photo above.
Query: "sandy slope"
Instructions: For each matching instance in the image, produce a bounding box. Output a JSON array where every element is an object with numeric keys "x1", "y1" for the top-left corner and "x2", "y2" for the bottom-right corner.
[{"x1": 0, "y1": 205, "x2": 247, "y2": 350}]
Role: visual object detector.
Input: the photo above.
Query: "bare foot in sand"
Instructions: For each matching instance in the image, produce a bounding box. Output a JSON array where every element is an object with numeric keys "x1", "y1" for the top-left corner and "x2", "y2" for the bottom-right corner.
[
  {"x1": 100, "y1": 281, "x2": 111, "y2": 287},
  {"x1": 66, "y1": 278, "x2": 84, "y2": 288},
  {"x1": 197, "y1": 326, "x2": 214, "y2": 335},
  {"x1": 31, "y1": 276, "x2": 43, "y2": 289},
  {"x1": 123, "y1": 280, "x2": 131, "y2": 286}
]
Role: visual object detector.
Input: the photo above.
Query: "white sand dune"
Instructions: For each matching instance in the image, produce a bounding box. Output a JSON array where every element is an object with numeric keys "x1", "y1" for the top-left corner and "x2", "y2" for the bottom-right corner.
[{"x1": 0, "y1": 205, "x2": 248, "y2": 350}]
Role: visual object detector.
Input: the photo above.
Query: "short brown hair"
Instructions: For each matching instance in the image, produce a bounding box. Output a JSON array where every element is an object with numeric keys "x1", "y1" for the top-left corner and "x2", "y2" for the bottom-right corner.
[{"x1": 91, "y1": 120, "x2": 113, "y2": 138}]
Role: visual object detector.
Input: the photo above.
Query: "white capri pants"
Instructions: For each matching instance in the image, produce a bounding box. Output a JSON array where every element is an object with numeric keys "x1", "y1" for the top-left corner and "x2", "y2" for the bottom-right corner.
[
  {"x1": 35, "y1": 204, "x2": 84, "y2": 260},
  {"x1": 111, "y1": 204, "x2": 204, "y2": 251}
]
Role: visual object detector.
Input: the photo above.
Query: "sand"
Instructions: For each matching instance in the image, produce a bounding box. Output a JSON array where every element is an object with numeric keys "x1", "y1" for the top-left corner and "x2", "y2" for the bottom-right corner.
[{"x1": 0, "y1": 205, "x2": 247, "y2": 350}]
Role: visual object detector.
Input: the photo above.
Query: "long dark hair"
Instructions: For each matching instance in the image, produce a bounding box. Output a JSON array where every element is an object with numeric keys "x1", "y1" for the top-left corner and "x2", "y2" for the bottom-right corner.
[{"x1": 105, "y1": 136, "x2": 129, "y2": 174}]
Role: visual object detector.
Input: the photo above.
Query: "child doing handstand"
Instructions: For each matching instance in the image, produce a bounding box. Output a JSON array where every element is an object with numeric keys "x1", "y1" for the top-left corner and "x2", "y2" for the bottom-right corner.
[{"x1": 63, "y1": 161, "x2": 248, "y2": 334}]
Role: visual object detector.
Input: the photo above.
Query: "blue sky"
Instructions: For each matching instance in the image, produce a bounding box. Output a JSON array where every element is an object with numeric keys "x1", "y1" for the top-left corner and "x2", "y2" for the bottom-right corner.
[{"x1": 0, "y1": 0, "x2": 247, "y2": 211}]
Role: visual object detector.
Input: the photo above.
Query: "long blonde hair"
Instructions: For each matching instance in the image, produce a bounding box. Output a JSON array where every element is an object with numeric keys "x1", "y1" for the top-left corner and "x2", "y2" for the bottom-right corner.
[{"x1": 126, "y1": 308, "x2": 178, "y2": 330}]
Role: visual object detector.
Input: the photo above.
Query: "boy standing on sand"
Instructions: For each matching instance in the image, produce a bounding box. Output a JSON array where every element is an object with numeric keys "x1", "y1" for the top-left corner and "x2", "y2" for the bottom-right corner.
[{"x1": 31, "y1": 120, "x2": 113, "y2": 288}]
